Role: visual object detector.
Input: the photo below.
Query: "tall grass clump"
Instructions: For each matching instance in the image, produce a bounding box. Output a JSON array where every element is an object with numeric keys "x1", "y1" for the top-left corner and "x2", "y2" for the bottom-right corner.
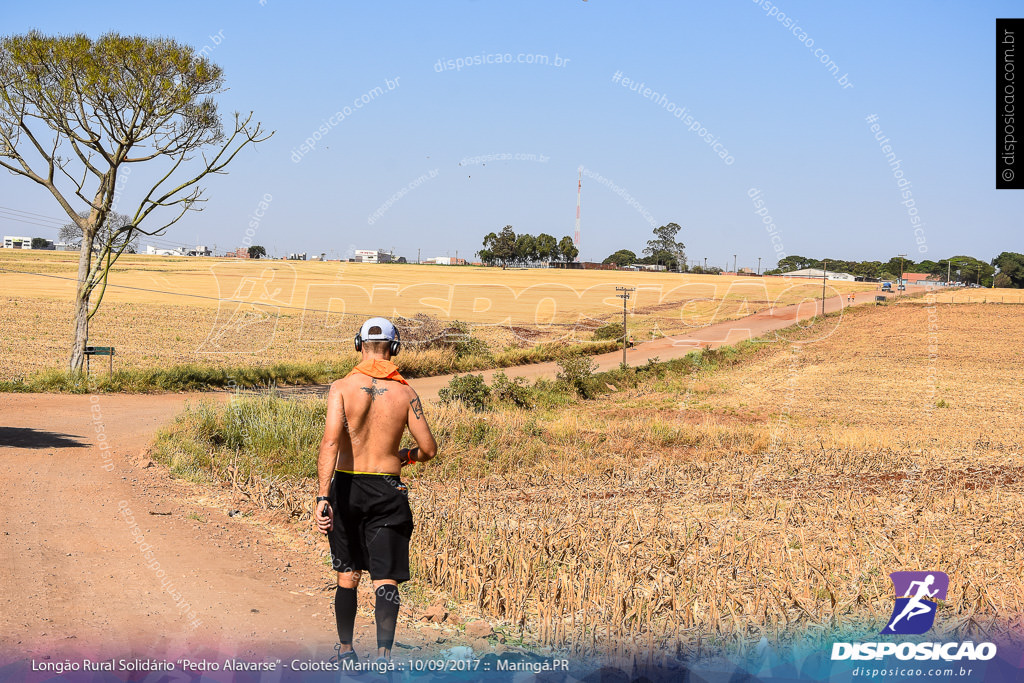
[{"x1": 151, "y1": 395, "x2": 325, "y2": 483}]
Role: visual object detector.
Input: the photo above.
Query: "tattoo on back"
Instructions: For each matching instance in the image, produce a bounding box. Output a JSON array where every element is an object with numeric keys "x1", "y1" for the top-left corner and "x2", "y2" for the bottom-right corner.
[
  {"x1": 410, "y1": 396, "x2": 424, "y2": 420},
  {"x1": 361, "y1": 378, "x2": 388, "y2": 401}
]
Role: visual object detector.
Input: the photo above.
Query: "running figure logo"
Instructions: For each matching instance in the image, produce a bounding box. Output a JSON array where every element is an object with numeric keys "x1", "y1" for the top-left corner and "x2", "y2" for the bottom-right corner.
[{"x1": 881, "y1": 571, "x2": 949, "y2": 635}]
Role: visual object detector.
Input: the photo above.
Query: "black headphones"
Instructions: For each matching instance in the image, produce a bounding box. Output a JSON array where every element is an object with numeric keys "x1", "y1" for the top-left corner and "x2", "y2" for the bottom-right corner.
[{"x1": 353, "y1": 325, "x2": 401, "y2": 356}]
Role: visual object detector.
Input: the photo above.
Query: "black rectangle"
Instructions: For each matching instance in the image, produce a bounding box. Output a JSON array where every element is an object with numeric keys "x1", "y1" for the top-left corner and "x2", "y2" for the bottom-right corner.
[{"x1": 997, "y1": 19, "x2": 1024, "y2": 188}]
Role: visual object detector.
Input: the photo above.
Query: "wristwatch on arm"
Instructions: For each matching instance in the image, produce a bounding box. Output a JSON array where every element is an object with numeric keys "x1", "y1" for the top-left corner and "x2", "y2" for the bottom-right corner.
[{"x1": 400, "y1": 447, "x2": 419, "y2": 466}]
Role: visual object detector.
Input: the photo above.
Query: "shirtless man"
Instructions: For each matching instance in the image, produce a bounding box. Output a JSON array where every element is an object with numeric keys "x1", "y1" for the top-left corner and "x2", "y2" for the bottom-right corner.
[{"x1": 314, "y1": 317, "x2": 437, "y2": 665}]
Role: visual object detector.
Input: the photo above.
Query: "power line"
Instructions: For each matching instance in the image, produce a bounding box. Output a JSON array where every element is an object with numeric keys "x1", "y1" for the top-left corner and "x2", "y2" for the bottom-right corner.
[{"x1": 0, "y1": 205, "x2": 70, "y2": 224}]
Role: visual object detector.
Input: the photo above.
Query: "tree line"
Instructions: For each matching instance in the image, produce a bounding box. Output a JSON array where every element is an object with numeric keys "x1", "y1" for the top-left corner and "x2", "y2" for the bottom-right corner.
[
  {"x1": 601, "y1": 222, "x2": 688, "y2": 270},
  {"x1": 477, "y1": 226, "x2": 579, "y2": 266},
  {"x1": 765, "y1": 253, "x2": 1024, "y2": 288}
]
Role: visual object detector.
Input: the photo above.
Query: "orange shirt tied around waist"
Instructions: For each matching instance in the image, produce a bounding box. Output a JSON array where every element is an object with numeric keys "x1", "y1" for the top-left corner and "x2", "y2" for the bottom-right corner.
[{"x1": 346, "y1": 359, "x2": 409, "y2": 385}]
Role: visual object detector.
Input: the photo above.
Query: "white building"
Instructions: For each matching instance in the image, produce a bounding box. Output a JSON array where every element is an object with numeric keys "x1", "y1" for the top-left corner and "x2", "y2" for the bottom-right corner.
[
  {"x1": 146, "y1": 245, "x2": 188, "y2": 256},
  {"x1": 780, "y1": 268, "x2": 856, "y2": 281},
  {"x1": 3, "y1": 235, "x2": 33, "y2": 249},
  {"x1": 422, "y1": 256, "x2": 466, "y2": 265},
  {"x1": 354, "y1": 249, "x2": 393, "y2": 263}
]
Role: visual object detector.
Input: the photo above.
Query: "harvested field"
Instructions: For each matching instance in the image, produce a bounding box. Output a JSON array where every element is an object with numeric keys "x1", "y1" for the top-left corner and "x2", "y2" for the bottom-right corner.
[
  {"x1": 930, "y1": 287, "x2": 1024, "y2": 304},
  {"x1": 0, "y1": 250, "x2": 875, "y2": 378},
  {"x1": 148, "y1": 302, "x2": 1024, "y2": 659},
  {"x1": 406, "y1": 303, "x2": 1024, "y2": 657}
]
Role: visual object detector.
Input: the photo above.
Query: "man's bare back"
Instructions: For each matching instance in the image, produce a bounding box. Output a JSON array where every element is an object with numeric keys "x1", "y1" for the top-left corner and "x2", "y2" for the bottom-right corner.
[{"x1": 330, "y1": 373, "x2": 429, "y2": 475}]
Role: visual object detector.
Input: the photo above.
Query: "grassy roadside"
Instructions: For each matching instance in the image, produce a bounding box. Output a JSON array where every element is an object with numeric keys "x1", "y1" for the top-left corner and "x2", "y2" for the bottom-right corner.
[{"x1": 0, "y1": 339, "x2": 620, "y2": 394}]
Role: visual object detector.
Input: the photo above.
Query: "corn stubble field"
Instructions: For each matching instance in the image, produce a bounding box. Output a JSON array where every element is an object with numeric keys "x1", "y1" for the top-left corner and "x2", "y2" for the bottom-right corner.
[
  {"x1": 151, "y1": 301, "x2": 1024, "y2": 661},
  {"x1": 0, "y1": 250, "x2": 875, "y2": 379}
]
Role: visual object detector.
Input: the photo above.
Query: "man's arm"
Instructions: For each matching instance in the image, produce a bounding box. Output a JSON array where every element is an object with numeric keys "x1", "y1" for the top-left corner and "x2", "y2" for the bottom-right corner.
[
  {"x1": 404, "y1": 390, "x2": 437, "y2": 463},
  {"x1": 319, "y1": 382, "x2": 345, "y2": 495},
  {"x1": 315, "y1": 382, "x2": 345, "y2": 532}
]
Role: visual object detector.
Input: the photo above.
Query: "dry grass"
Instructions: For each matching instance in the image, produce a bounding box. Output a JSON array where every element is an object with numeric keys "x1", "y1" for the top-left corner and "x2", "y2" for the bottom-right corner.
[
  {"x1": 402, "y1": 302, "x2": 1024, "y2": 657},
  {"x1": 930, "y1": 287, "x2": 1024, "y2": 304},
  {"x1": 144, "y1": 302, "x2": 1024, "y2": 659},
  {"x1": 0, "y1": 250, "x2": 875, "y2": 378}
]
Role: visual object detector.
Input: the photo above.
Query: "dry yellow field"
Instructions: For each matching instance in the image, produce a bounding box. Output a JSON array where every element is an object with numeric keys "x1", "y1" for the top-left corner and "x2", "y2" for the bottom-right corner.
[
  {"x1": 0, "y1": 250, "x2": 876, "y2": 377},
  {"x1": 929, "y1": 287, "x2": 1024, "y2": 304}
]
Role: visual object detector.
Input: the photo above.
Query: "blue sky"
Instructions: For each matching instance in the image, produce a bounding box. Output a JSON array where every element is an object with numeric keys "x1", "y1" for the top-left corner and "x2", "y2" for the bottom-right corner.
[{"x1": 1, "y1": 0, "x2": 1020, "y2": 269}]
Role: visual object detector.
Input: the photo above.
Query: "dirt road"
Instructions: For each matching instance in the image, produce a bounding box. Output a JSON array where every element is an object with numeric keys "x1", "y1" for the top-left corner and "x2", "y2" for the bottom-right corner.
[
  {"x1": 0, "y1": 288, "x2": 906, "y2": 666},
  {"x1": 407, "y1": 289, "x2": 892, "y2": 399},
  {"x1": 0, "y1": 394, "x2": 451, "y2": 667}
]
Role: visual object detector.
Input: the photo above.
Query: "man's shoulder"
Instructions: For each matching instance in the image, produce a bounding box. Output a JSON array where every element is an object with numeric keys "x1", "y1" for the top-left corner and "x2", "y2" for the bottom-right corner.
[
  {"x1": 329, "y1": 375, "x2": 414, "y2": 392},
  {"x1": 328, "y1": 375, "x2": 360, "y2": 394}
]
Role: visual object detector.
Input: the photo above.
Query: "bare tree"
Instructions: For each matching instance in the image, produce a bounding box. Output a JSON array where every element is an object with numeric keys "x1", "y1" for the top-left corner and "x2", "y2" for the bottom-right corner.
[{"x1": 0, "y1": 32, "x2": 272, "y2": 372}]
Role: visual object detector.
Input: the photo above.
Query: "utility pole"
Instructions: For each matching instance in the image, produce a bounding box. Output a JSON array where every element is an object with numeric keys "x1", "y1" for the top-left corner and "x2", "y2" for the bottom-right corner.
[
  {"x1": 703, "y1": 257, "x2": 708, "y2": 272},
  {"x1": 897, "y1": 253, "x2": 906, "y2": 297},
  {"x1": 733, "y1": 254, "x2": 737, "y2": 273},
  {"x1": 417, "y1": 248, "x2": 420, "y2": 264},
  {"x1": 821, "y1": 259, "x2": 828, "y2": 316},
  {"x1": 615, "y1": 287, "x2": 635, "y2": 367},
  {"x1": 757, "y1": 257, "x2": 762, "y2": 275}
]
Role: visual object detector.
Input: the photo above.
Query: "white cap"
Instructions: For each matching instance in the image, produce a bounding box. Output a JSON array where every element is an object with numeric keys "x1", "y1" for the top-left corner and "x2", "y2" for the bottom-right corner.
[{"x1": 359, "y1": 317, "x2": 399, "y2": 341}]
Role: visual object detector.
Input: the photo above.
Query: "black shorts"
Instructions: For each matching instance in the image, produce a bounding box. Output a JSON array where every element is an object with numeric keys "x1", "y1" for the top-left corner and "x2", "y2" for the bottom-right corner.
[{"x1": 327, "y1": 471, "x2": 414, "y2": 582}]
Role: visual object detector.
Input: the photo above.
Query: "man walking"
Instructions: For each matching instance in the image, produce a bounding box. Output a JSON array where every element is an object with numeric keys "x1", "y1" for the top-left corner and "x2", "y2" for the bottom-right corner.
[{"x1": 315, "y1": 317, "x2": 437, "y2": 666}]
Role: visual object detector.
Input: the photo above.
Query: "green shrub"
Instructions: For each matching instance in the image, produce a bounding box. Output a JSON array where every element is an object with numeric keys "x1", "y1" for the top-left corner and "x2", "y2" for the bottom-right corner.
[
  {"x1": 592, "y1": 322, "x2": 624, "y2": 342},
  {"x1": 448, "y1": 322, "x2": 491, "y2": 358},
  {"x1": 490, "y1": 371, "x2": 532, "y2": 409},
  {"x1": 556, "y1": 354, "x2": 598, "y2": 398},
  {"x1": 437, "y1": 374, "x2": 491, "y2": 411}
]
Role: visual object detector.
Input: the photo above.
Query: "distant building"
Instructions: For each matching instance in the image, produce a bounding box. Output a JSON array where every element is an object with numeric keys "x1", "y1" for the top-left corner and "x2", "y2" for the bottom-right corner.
[
  {"x1": 422, "y1": 256, "x2": 466, "y2": 265},
  {"x1": 901, "y1": 272, "x2": 943, "y2": 286},
  {"x1": 230, "y1": 247, "x2": 251, "y2": 259},
  {"x1": 780, "y1": 268, "x2": 856, "y2": 281},
  {"x1": 146, "y1": 245, "x2": 188, "y2": 256},
  {"x1": 354, "y1": 249, "x2": 393, "y2": 263},
  {"x1": 189, "y1": 245, "x2": 212, "y2": 257},
  {"x1": 3, "y1": 236, "x2": 32, "y2": 250},
  {"x1": 54, "y1": 242, "x2": 78, "y2": 252},
  {"x1": 287, "y1": 252, "x2": 308, "y2": 261},
  {"x1": 632, "y1": 263, "x2": 667, "y2": 272}
]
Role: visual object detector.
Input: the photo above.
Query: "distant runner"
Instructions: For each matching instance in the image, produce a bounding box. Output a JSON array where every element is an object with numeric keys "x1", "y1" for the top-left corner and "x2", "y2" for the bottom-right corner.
[{"x1": 315, "y1": 317, "x2": 437, "y2": 666}]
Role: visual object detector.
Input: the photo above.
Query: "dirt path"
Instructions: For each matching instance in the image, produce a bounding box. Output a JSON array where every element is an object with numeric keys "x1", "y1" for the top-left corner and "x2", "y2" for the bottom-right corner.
[
  {"x1": 0, "y1": 287, "x2": 912, "y2": 666},
  {"x1": 407, "y1": 288, "x2": 902, "y2": 399},
  {"x1": 0, "y1": 393, "x2": 453, "y2": 666}
]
